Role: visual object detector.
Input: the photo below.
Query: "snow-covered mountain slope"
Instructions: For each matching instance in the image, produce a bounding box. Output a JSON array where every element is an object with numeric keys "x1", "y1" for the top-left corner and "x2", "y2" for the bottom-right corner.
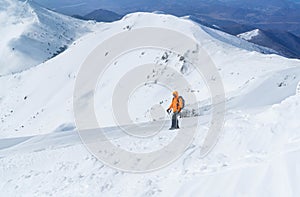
[
  {"x1": 0, "y1": 0, "x2": 94, "y2": 75},
  {"x1": 1, "y1": 11, "x2": 298, "y2": 138},
  {"x1": 1, "y1": 2, "x2": 300, "y2": 196},
  {"x1": 238, "y1": 28, "x2": 300, "y2": 59}
]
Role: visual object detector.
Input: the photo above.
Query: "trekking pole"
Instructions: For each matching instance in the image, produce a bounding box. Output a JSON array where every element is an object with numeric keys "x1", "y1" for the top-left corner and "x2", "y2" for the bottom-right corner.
[{"x1": 167, "y1": 112, "x2": 172, "y2": 120}]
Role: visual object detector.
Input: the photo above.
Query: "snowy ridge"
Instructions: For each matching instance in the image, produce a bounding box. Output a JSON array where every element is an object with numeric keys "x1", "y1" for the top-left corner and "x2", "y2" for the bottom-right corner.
[
  {"x1": 237, "y1": 28, "x2": 300, "y2": 59},
  {"x1": 201, "y1": 26, "x2": 277, "y2": 55},
  {"x1": 0, "y1": 0, "x2": 93, "y2": 75},
  {"x1": 1, "y1": 3, "x2": 300, "y2": 196},
  {"x1": 1, "y1": 12, "x2": 297, "y2": 137}
]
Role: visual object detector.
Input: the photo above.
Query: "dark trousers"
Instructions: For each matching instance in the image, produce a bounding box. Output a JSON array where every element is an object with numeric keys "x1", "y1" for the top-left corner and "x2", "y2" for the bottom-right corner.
[{"x1": 171, "y1": 112, "x2": 180, "y2": 129}]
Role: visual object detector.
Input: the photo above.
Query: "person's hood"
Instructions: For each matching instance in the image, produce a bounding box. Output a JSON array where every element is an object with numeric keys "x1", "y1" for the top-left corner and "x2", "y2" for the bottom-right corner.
[{"x1": 172, "y1": 91, "x2": 178, "y2": 98}]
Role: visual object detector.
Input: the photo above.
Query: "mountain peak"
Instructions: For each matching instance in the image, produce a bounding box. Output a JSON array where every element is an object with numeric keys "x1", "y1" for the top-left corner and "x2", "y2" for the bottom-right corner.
[
  {"x1": 73, "y1": 9, "x2": 121, "y2": 22},
  {"x1": 237, "y1": 29, "x2": 261, "y2": 41}
]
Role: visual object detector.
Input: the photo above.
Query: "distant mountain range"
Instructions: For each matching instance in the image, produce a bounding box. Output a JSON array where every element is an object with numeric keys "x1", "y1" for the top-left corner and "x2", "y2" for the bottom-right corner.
[
  {"x1": 32, "y1": 0, "x2": 300, "y2": 35},
  {"x1": 72, "y1": 9, "x2": 121, "y2": 22},
  {"x1": 33, "y1": 0, "x2": 300, "y2": 59}
]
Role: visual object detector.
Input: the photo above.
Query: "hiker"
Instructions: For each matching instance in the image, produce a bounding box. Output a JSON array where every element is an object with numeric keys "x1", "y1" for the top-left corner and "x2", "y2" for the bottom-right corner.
[{"x1": 166, "y1": 91, "x2": 184, "y2": 130}]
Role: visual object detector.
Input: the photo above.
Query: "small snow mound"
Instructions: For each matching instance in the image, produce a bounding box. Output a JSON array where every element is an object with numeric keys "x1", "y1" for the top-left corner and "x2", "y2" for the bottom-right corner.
[
  {"x1": 296, "y1": 81, "x2": 300, "y2": 95},
  {"x1": 237, "y1": 29, "x2": 260, "y2": 41},
  {"x1": 152, "y1": 10, "x2": 165, "y2": 14}
]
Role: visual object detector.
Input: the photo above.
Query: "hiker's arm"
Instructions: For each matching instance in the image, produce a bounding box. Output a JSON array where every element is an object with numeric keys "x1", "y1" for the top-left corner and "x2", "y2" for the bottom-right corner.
[
  {"x1": 167, "y1": 100, "x2": 173, "y2": 112},
  {"x1": 167, "y1": 98, "x2": 174, "y2": 110}
]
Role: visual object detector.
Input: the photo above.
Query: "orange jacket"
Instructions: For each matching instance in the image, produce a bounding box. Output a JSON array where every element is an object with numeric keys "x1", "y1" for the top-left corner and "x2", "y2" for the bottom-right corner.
[{"x1": 168, "y1": 91, "x2": 183, "y2": 113}]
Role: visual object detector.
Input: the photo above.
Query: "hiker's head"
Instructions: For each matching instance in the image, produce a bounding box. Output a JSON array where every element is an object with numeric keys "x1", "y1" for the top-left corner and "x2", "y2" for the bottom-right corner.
[{"x1": 172, "y1": 91, "x2": 178, "y2": 98}]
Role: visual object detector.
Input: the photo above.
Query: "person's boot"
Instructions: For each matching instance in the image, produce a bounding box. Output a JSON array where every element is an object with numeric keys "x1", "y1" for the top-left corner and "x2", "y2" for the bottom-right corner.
[{"x1": 176, "y1": 119, "x2": 180, "y2": 129}]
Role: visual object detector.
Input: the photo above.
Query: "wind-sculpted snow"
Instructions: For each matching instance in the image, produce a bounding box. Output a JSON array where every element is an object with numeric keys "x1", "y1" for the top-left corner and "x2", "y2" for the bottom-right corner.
[
  {"x1": 0, "y1": 0, "x2": 92, "y2": 75},
  {"x1": 1, "y1": 95, "x2": 300, "y2": 196}
]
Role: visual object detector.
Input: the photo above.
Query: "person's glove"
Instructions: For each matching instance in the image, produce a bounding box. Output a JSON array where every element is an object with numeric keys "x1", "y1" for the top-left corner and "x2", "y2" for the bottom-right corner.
[{"x1": 166, "y1": 109, "x2": 171, "y2": 114}]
